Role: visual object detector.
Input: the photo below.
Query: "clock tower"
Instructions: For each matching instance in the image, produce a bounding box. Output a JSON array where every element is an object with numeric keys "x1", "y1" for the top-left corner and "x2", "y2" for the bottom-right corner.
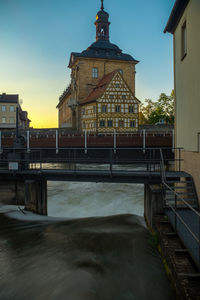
[{"x1": 95, "y1": 0, "x2": 110, "y2": 41}]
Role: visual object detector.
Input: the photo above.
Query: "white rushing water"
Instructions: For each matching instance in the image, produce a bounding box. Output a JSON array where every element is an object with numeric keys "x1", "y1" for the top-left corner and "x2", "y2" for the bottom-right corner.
[
  {"x1": 47, "y1": 181, "x2": 144, "y2": 218},
  {"x1": 47, "y1": 163, "x2": 145, "y2": 219}
]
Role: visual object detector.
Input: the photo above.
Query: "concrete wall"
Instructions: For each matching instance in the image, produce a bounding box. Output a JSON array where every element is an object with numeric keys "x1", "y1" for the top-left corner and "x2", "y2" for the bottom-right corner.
[
  {"x1": 174, "y1": 0, "x2": 200, "y2": 152},
  {"x1": 144, "y1": 184, "x2": 164, "y2": 228},
  {"x1": 0, "y1": 181, "x2": 25, "y2": 205},
  {"x1": 25, "y1": 180, "x2": 47, "y2": 215}
]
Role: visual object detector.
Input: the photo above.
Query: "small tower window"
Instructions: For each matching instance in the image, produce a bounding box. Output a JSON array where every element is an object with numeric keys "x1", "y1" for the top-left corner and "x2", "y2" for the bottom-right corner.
[
  {"x1": 92, "y1": 67, "x2": 98, "y2": 78},
  {"x1": 119, "y1": 69, "x2": 123, "y2": 75}
]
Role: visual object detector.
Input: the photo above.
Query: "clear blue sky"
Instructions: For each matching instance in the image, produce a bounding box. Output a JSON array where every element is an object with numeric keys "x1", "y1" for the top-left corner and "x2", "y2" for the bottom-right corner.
[{"x1": 0, "y1": 0, "x2": 175, "y2": 127}]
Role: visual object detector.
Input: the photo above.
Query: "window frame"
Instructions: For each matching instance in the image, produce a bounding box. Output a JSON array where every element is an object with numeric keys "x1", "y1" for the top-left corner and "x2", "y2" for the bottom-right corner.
[
  {"x1": 2, "y1": 117, "x2": 6, "y2": 123},
  {"x1": 99, "y1": 120, "x2": 105, "y2": 128},
  {"x1": 115, "y1": 105, "x2": 120, "y2": 113},
  {"x1": 9, "y1": 117, "x2": 14, "y2": 123},
  {"x1": 1, "y1": 105, "x2": 6, "y2": 112},
  {"x1": 130, "y1": 120, "x2": 135, "y2": 128},
  {"x1": 101, "y1": 105, "x2": 107, "y2": 113},
  {"x1": 181, "y1": 21, "x2": 187, "y2": 61},
  {"x1": 92, "y1": 67, "x2": 98, "y2": 78},
  {"x1": 119, "y1": 120, "x2": 124, "y2": 128},
  {"x1": 10, "y1": 105, "x2": 15, "y2": 112},
  {"x1": 107, "y1": 120, "x2": 113, "y2": 128},
  {"x1": 129, "y1": 106, "x2": 134, "y2": 113}
]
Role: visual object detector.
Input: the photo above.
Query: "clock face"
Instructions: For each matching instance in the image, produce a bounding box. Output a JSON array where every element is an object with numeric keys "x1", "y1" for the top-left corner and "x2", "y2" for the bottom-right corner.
[{"x1": 96, "y1": 14, "x2": 99, "y2": 20}]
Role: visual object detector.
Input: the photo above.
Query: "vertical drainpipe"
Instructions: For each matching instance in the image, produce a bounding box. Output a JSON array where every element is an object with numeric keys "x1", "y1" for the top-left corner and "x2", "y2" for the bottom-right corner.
[
  {"x1": 143, "y1": 129, "x2": 146, "y2": 153},
  {"x1": 56, "y1": 130, "x2": 59, "y2": 154},
  {"x1": 85, "y1": 130, "x2": 87, "y2": 154}
]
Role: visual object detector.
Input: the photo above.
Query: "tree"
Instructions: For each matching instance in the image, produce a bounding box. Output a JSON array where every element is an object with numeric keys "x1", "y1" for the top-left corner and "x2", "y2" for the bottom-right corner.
[{"x1": 140, "y1": 91, "x2": 174, "y2": 125}]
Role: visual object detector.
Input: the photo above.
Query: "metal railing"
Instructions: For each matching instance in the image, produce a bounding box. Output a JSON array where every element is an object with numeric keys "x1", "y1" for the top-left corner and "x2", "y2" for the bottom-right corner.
[
  {"x1": 160, "y1": 148, "x2": 200, "y2": 266},
  {"x1": 0, "y1": 147, "x2": 180, "y2": 172}
]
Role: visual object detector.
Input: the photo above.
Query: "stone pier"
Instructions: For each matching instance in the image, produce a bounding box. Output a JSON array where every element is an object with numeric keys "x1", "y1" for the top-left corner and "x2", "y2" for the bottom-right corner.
[
  {"x1": 144, "y1": 184, "x2": 164, "y2": 227},
  {"x1": 25, "y1": 179, "x2": 47, "y2": 215}
]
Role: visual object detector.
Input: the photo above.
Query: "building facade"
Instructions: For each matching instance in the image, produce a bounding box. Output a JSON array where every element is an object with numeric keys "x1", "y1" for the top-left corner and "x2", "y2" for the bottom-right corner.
[
  {"x1": 57, "y1": 1, "x2": 139, "y2": 132},
  {"x1": 0, "y1": 93, "x2": 30, "y2": 130},
  {"x1": 81, "y1": 70, "x2": 139, "y2": 133},
  {"x1": 164, "y1": 0, "x2": 200, "y2": 199}
]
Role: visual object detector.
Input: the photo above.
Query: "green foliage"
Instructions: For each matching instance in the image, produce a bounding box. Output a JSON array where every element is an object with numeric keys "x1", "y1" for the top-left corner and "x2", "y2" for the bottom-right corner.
[{"x1": 140, "y1": 91, "x2": 174, "y2": 125}]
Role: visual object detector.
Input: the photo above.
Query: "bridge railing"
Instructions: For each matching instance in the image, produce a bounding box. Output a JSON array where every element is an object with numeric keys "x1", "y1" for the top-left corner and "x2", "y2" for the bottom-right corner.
[
  {"x1": 0, "y1": 147, "x2": 182, "y2": 174},
  {"x1": 0, "y1": 129, "x2": 174, "y2": 150}
]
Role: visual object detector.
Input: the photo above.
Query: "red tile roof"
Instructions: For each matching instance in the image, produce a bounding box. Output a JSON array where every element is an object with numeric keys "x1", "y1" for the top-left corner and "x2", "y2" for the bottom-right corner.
[{"x1": 81, "y1": 70, "x2": 118, "y2": 105}]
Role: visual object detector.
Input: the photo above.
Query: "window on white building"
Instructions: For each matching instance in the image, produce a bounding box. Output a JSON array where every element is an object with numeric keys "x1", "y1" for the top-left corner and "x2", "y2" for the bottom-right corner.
[
  {"x1": 10, "y1": 105, "x2": 14, "y2": 112},
  {"x1": 181, "y1": 21, "x2": 187, "y2": 60},
  {"x1": 10, "y1": 117, "x2": 14, "y2": 123},
  {"x1": 2, "y1": 117, "x2": 6, "y2": 123},
  {"x1": 1, "y1": 106, "x2": 6, "y2": 112}
]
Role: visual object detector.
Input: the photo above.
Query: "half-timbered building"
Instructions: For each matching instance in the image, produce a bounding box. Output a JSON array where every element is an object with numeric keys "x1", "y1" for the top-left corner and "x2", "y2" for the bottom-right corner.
[
  {"x1": 57, "y1": 0, "x2": 140, "y2": 133},
  {"x1": 81, "y1": 70, "x2": 140, "y2": 133}
]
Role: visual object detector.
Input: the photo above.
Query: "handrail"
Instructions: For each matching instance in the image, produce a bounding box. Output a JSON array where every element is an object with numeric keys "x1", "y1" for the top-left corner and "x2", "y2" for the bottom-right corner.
[{"x1": 159, "y1": 148, "x2": 200, "y2": 265}]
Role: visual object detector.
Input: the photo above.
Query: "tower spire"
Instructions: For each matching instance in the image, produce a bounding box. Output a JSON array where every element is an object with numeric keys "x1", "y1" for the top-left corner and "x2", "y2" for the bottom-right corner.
[{"x1": 101, "y1": 0, "x2": 104, "y2": 10}]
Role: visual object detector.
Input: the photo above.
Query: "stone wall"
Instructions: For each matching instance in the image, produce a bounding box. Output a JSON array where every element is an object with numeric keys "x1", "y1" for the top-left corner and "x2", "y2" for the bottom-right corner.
[{"x1": 0, "y1": 181, "x2": 25, "y2": 205}]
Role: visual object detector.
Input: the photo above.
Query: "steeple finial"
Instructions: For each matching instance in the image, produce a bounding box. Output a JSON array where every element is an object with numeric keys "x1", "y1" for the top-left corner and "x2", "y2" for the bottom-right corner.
[{"x1": 101, "y1": 0, "x2": 104, "y2": 10}]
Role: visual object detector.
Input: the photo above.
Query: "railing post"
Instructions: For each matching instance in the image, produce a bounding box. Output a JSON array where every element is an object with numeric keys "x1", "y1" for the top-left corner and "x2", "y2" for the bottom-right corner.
[
  {"x1": 172, "y1": 129, "x2": 175, "y2": 153},
  {"x1": 143, "y1": 129, "x2": 146, "y2": 153},
  {"x1": 56, "y1": 130, "x2": 58, "y2": 154},
  {"x1": 84, "y1": 130, "x2": 87, "y2": 154},
  {"x1": 114, "y1": 129, "x2": 116, "y2": 154},
  {"x1": 27, "y1": 130, "x2": 30, "y2": 153}
]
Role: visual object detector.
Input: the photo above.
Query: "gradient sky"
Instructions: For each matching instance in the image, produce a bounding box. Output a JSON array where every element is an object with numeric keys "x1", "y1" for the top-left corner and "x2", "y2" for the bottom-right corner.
[{"x1": 0, "y1": 0, "x2": 175, "y2": 128}]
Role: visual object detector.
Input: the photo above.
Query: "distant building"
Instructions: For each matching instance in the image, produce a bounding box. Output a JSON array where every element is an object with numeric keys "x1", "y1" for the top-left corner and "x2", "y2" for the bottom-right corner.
[
  {"x1": 164, "y1": 0, "x2": 200, "y2": 199},
  {"x1": 57, "y1": 0, "x2": 140, "y2": 132},
  {"x1": 0, "y1": 93, "x2": 30, "y2": 130}
]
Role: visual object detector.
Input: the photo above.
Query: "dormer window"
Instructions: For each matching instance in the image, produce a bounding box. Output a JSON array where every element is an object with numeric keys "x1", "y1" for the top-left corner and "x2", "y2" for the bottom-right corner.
[
  {"x1": 92, "y1": 67, "x2": 98, "y2": 78},
  {"x1": 119, "y1": 69, "x2": 123, "y2": 75}
]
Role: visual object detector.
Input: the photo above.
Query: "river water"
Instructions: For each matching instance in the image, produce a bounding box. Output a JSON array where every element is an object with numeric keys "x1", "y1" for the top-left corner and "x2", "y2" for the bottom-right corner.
[{"x1": 0, "y1": 165, "x2": 176, "y2": 300}]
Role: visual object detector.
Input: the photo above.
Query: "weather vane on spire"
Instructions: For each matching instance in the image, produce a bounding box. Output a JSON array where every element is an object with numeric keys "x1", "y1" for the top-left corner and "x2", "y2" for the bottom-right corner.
[{"x1": 101, "y1": 0, "x2": 104, "y2": 10}]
